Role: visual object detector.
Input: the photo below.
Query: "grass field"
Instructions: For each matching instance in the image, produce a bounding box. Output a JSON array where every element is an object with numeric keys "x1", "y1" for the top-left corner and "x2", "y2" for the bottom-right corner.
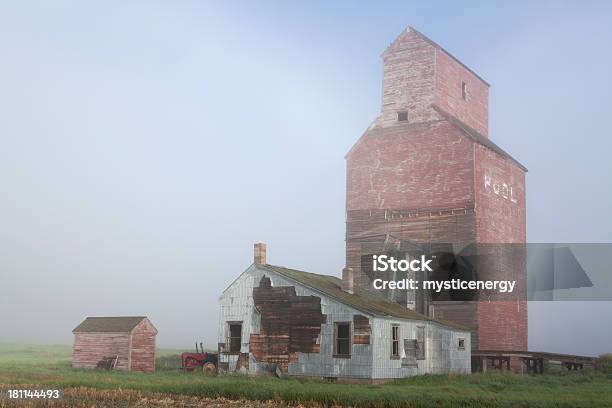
[{"x1": 1, "y1": 344, "x2": 611, "y2": 407}]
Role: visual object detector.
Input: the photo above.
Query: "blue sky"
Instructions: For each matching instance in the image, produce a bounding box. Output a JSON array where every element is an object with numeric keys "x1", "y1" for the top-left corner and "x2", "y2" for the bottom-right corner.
[{"x1": 1, "y1": 1, "x2": 611, "y2": 353}]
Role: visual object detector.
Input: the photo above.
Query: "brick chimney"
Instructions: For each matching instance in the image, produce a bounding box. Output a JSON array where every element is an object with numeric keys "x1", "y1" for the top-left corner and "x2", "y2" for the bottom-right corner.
[
  {"x1": 342, "y1": 267, "x2": 354, "y2": 294},
  {"x1": 254, "y1": 242, "x2": 267, "y2": 265}
]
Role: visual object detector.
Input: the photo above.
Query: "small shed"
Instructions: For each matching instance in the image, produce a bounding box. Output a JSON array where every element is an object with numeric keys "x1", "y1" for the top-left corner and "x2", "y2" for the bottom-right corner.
[{"x1": 72, "y1": 316, "x2": 158, "y2": 373}]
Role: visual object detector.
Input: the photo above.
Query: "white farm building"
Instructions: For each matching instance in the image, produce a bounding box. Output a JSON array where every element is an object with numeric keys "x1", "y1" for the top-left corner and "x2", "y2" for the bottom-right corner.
[{"x1": 217, "y1": 243, "x2": 470, "y2": 382}]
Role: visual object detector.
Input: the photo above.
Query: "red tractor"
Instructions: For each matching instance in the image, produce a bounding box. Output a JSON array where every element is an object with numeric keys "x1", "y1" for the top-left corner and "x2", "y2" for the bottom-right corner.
[{"x1": 181, "y1": 343, "x2": 218, "y2": 374}]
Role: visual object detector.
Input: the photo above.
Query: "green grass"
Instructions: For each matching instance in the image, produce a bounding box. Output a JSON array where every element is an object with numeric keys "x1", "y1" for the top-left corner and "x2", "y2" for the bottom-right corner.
[{"x1": 1, "y1": 344, "x2": 611, "y2": 407}]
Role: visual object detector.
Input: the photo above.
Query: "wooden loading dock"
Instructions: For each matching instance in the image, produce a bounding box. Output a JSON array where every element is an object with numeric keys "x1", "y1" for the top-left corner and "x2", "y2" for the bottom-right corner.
[{"x1": 472, "y1": 350, "x2": 597, "y2": 374}]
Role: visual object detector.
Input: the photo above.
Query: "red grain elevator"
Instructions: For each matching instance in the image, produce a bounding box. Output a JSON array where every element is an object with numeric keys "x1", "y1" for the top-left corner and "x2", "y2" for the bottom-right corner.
[{"x1": 344, "y1": 27, "x2": 527, "y2": 360}]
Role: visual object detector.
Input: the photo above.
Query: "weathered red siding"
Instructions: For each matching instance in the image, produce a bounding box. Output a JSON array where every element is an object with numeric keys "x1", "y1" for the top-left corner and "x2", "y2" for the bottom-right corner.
[
  {"x1": 434, "y1": 50, "x2": 489, "y2": 136},
  {"x1": 473, "y1": 145, "x2": 526, "y2": 244},
  {"x1": 473, "y1": 145, "x2": 528, "y2": 353},
  {"x1": 72, "y1": 332, "x2": 131, "y2": 370},
  {"x1": 347, "y1": 121, "x2": 475, "y2": 211},
  {"x1": 129, "y1": 319, "x2": 157, "y2": 373},
  {"x1": 345, "y1": 27, "x2": 527, "y2": 362},
  {"x1": 380, "y1": 29, "x2": 437, "y2": 126},
  {"x1": 72, "y1": 317, "x2": 157, "y2": 373}
]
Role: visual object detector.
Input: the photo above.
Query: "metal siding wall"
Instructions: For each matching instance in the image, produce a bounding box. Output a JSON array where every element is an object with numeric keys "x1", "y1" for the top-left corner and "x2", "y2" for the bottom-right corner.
[
  {"x1": 218, "y1": 269, "x2": 260, "y2": 372},
  {"x1": 370, "y1": 318, "x2": 471, "y2": 379},
  {"x1": 219, "y1": 266, "x2": 470, "y2": 379},
  {"x1": 288, "y1": 294, "x2": 373, "y2": 379},
  {"x1": 219, "y1": 266, "x2": 375, "y2": 378}
]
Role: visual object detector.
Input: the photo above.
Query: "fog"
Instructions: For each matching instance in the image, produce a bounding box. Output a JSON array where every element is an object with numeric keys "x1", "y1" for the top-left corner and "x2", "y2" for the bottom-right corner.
[{"x1": 1, "y1": 1, "x2": 611, "y2": 356}]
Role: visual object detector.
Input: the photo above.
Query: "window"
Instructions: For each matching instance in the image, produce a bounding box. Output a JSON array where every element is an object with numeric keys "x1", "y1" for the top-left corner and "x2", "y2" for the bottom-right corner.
[
  {"x1": 416, "y1": 326, "x2": 425, "y2": 360},
  {"x1": 334, "y1": 322, "x2": 351, "y2": 357},
  {"x1": 228, "y1": 322, "x2": 242, "y2": 353},
  {"x1": 397, "y1": 111, "x2": 408, "y2": 122},
  {"x1": 458, "y1": 338, "x2": 465, "y2": 350},
  {"x1": 391, "y1": 325, "x2": 400, "y2": 358},
  {"x1": 461, "y1": 81, "x2": 467, "y2": 101},
  {"x1": 402, "y1": 339, "x2": 418, "y2": 366}
]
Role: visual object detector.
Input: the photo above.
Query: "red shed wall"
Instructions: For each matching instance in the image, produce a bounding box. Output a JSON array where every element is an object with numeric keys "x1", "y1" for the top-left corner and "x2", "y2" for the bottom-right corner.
[
  {"x1": 72, "y1": 332, "x2": 130, "y2": 370},
  {"x1": 129, "y1": 319, "x2": 157, "y2": 373}
]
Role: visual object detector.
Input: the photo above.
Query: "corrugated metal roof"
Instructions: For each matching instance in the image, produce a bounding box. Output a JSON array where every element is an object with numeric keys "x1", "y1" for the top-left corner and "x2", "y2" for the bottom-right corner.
[
  {"x1": 256, "y1": 264, "x2": 468, "y2": 331},
  {"x1": 72, "y1": 316, "x2": 146, "y2": 333}
]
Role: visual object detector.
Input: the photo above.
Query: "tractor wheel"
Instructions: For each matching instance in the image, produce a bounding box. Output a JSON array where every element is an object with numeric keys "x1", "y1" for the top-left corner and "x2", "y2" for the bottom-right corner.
[{"x1": 202, "y1": 361, "x2": 216, "y2": 375}]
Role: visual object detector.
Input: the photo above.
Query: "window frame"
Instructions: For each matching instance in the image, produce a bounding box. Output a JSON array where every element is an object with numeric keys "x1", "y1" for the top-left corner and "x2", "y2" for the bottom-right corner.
[
  {"x1": 397, "y1": 111, "x2": 408, "y2": 122},
  {"x1": 227, "y1": 321, "x2": 243, "y2": 354},
  {"x1": 461, "y1": 81, "x2": 468, "y2": 101},
  {"x1": 416, "y1": 325, "x2": 426, "y2": 360},
  {"x1": 333, "y1": 321, "x2": 352, "y2": 358},
  {"x1": 391, "y1": 324, "x2": 400, "y2": 359}
]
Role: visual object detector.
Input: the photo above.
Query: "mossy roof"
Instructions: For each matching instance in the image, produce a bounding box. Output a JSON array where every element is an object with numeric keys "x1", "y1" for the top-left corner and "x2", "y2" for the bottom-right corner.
[
  {"x1": 256, "y1": 264, "x2": 468, "y2": 331},
  {"x1": 72, "y1": 316, "x2": 147, "y2": 333}
]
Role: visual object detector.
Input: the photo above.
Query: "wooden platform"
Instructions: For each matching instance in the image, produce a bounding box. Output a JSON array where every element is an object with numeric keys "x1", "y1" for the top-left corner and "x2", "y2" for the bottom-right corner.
[{"x1": 472, "y1": 350, "x2": 597, "y2": 374}]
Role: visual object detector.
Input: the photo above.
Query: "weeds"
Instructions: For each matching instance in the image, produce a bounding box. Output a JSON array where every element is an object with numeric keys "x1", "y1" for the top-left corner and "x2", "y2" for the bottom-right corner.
[{"x1": 1, "y1": 344, "x2": 611, "y2": 408}]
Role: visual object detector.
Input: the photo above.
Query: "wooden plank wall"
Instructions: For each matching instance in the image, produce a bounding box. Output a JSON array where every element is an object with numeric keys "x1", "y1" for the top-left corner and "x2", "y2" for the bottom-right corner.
[
  {"x1": 249, "y1": 275, "x2": 326, "y2": 372},
  {"x1": 129, "y1": 319, "x2": 157, "y2": 373},
  {"x1": 72, "y1": 332, "x2": 130, "y2": 370},
  {"x1": 346, "y1": 208, "x2": 476, "y2": 300},
  {"x1": 353, "y1": 314, "x2": 371, "y2": 345},
  {"x1": 346, "y1": 208, "x2": 479, "y2": 343},
  {"x1": 430, "y1": 301, "x2": 479, "y2": 350}
]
